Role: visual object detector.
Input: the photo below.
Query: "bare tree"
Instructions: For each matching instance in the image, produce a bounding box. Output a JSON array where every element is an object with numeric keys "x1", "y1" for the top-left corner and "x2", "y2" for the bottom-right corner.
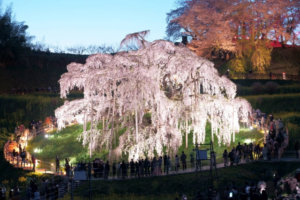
[
  {"x1": 67, "y1": 45, "x2": 87, "y2": 55},
  {"x1": 120, "y1": 30, "x2": 150, "y2": 50}
]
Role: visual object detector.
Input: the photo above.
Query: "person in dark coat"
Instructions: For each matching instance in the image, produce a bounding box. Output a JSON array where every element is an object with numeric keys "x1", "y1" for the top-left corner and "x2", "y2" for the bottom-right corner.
[
  {"x1": 121, "y1": 161, "x2": 127, "y2": 179},
  {"x1": 180, "y1": 151, "x2": 187, "y2": 170},
  {"x1": 223, "y1": 149, "x2": 228, "y2": 167},
  {"x1": 104, "y1": 161, "x2": 110, "y2": 179},
  {"x1": 55, "y1": 156, "x2": 60, "y2": 173}
]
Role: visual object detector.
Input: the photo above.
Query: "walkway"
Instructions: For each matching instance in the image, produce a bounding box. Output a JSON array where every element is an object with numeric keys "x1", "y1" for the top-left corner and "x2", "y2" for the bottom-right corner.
[{"x1": 4, "y1": 137, "x2": 300, "y2": 180}]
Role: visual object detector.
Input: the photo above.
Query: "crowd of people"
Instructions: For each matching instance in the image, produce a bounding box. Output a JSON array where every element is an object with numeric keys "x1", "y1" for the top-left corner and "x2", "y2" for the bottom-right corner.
[
  {"x1": 55, "y1": 151, "x2": 192, "y2": 180},
  {"x1": 61, "y1": 110, "x2": 291, "y2": 181},
  {"x1": 3, "y1": 110, "x2": 297, "y2": 199},
  {"x1": 253, "y1": 110, "x2": 289, "y2": 160},
  {"x1": 221, "y1": 111, "x2": 290, "y2": 167}
]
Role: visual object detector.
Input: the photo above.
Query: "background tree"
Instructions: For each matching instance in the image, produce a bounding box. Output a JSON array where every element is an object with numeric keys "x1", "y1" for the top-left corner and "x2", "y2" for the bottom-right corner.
[
  {"x1": 0, "y1": 5, "x2": 31, "y2": 66},
  {"x1": 166, "y1": 0, "x2": 300, "y2": 73}
]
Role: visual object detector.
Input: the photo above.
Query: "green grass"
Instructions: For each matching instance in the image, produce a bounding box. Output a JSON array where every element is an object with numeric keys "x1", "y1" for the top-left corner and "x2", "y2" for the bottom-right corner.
[
  {"x1": 1, "y1": 83, "x2": 300, "y2": 196},
  {"x1": 237, "y1": 83, "x2": 300, "y2": 96},
  {"x1": 27, "y1": 122, "x2": 263, "y2": 169},
  {"x1": 179, "y1": 125, "x2": 263, "y2": 163},
  {"x1": 27, "y1": 125, "x2": 88, "y2": 168},
  {"x1": 244, "y1": 93, "x2": 300, "y2": 114}
]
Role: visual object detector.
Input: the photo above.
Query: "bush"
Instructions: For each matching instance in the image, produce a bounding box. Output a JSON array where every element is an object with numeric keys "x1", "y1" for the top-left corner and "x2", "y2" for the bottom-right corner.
[
  {"x1": 265, "y1": 81, "x2": 279, "y2": 94},
  {"x1": 251, "y1": 82, "x2": 265, "y2": 94}
]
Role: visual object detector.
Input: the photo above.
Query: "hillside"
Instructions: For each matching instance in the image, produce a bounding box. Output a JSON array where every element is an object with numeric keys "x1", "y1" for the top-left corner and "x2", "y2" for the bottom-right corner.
[
  {"x1": 0, "y1": 50, "x2": 87, "y2": 93},
  {"x1": 0, "y1": 47, "x2": 299, "y2": 94}
]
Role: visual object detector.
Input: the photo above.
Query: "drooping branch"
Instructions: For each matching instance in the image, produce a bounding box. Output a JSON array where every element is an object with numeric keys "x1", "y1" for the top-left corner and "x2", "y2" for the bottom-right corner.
[{"x1": 55, "y1": 38, "x2": 252, "y2": 161}]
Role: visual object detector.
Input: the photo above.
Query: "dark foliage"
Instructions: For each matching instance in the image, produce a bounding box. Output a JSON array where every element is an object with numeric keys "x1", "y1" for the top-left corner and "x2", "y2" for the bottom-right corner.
[{"x1": 0, "y1": 6, "x2": 31, "y2": 67}]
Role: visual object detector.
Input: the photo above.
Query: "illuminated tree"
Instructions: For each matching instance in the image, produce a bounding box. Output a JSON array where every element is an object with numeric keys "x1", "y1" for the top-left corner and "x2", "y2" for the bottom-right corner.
[
  {"x1": 166, "y1": 0, "x2": 300, "y2": 72},
  {"x1": 55, "y1": 33, "x2": 252, "y2": 160}
]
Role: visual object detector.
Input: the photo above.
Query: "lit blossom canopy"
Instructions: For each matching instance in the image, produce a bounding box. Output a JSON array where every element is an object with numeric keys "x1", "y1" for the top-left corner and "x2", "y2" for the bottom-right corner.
[{"x1": 55, "y1": 39, "x2": 252, "y2": 160}]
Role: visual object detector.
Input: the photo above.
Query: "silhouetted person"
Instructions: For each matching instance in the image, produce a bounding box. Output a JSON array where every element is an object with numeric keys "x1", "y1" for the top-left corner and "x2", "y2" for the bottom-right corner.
[
  {"x1": 55, "y1": 156, "x2": 60, "y2": 173},
  {"x1": 175, "y1": 155, "x2": 180, "y2": 172},
  {"x1": 180, "y1": 151, "x2": 187, "y2": 170},
  {"x1": 20, "y1": 150, "x2": 26, "y2": 167},
  {"x1": 31, "y1": 154, "x2": 36, "y2": 171},
  {"x1": 112, "y1": 162, "x2": 117, "y2": 178},
  {"x1": 65, "y1": 158, "x2": 70, "y2": 177},
  {"x1": 121, "y1": 161, "x2": 127, "y2": 179},
  {"x1": 130, "y1": 159, "x2": 135, "y2": 177},
  {"x1": 190, "y1": 153, "x2": 194, "y2": 168},
  {"x1": 163, "y1": 155, "x2": 168, "y2": 173},
  {"x1": 104, "y1": 161, "x2": 110, "y2": 179},
  {"x1": 223, "y1": 149, "x2": 228, "y2": 167}
]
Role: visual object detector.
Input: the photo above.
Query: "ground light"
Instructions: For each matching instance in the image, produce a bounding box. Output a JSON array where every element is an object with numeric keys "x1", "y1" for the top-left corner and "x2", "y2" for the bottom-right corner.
[{"x1": 33, "y1": 148, "x2": 42, "y2": 153}]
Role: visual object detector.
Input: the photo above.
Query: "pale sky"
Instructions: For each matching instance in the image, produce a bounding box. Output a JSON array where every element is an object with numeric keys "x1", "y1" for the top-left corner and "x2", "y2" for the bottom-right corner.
[{"x1": 2, "y1": 0, "x2": 176, "y2": 49}]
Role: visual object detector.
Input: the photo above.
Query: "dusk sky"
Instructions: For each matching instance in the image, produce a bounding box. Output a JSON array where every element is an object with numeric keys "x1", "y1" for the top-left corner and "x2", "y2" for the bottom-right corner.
[{"x1": 2, "y1": 0, "x2": 176, "y2": 49}]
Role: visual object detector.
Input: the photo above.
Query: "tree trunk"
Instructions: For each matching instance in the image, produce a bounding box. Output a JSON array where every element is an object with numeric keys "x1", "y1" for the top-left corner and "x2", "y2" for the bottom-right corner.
[
  {"x1": 185, "y1": 113, "x2": 188, "y2": 149},
  {"x1": 109, "y1": 80, "x2": 116, "y2": 159},
  {"x1": 135, "y1": 107, "x2": 138, "y2": 143}
]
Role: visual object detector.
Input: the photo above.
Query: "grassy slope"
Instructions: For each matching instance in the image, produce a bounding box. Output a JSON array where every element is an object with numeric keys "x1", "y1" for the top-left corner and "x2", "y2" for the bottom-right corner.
[
  {"x1": 0, "y1": 94, "x2": 62, "y2": 184},
  {"x1": 27, "y1": 124, "x2": 262, "y2": 167},
  {"x1": 0, "y1": 51, "x2": 87, "y2": 93}
]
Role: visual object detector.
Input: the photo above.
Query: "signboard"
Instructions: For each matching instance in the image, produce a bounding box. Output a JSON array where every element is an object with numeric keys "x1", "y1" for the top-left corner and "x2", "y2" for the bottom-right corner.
[{"x1": 196, "y1": 150, "x2": 208, "y2": 160}]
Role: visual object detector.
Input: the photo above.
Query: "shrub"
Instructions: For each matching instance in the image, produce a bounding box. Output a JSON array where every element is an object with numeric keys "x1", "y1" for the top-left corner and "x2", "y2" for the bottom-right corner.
[
  {"x1": 251, "y1": 82, "x2": 265, "y2": 94},
  {"x1": 265, "y1": 81, "x2": 279, "y2": 94}
]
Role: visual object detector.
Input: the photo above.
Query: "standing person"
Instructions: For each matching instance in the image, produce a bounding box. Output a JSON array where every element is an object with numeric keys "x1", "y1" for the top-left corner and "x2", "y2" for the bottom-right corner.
[
  {"x1": 18, "y1": 144, "x2": 22, "y2": 156},
  {"x1": 262, "y1": 144, "x2": 268, "y2": 161},
  {"x1": 229, "y1": 148, "x2": 235, "y2": 166},
  {"x1": 112, "y1": 161, "x2": 117, "y2": 178},
  {"x1": 21, "y1": 149, "x2": 26, "y2": 167},
  {"x1": 12, "y1": 149, "x2": 16, "y2": 159},
  {"x1": 31, "y1": 154, "x2": 36, "y2": 171},
  {"x1": 223, "y1": 149, "x2": 228, "y2": 167},
  {"x1": 104, "y1": 161, "x2": 110, "y2": 179},
  {"x1": 65, "y1": 158, "x2": 70, "y2": 177},
  {"x1": 236, "y1": 142, "x2": 242, "y2": 156},
  {"x1": 55, "y1": 156, "x2": 60, "y2": 173},
  {"x1": 135, "y1": 161, "x2": 140, "y2": 177},
  {"x1": 130, "y1": 159, "x2": 135, "y2": 177},
  {"x1": 121, "y1": 161, "x2": 127, "y2": 179},
  {"x1": 144, "y1": 158, "x2": 150, "y2": 176},
  {"x1": 158, "y1": 156, "x2": 163, "y2": 174},
  {"x1": 166, "y1": 156, "x2": 170, "y2": 174},
  {"x1": 190, "y1": 153, "x2": 194, "y2": 168},
  {"x1": 151, "y1": 157, "x2": 157, "y2": 175},
  {"x1": 175, "y1": 155, "x2": 180, "y2": 172},
  {"x1": 180, "y1": 151, "x2": 187, "y2": 171},
  {"x1": 194, "y1": 144, "x2": 201, "y2": 171},
  {"x1": 163, "y1": 154, "x2": 168, "y2": 174},
  {"x1": 295, "y1": 140, "x2": 300, "y2": 159}
]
